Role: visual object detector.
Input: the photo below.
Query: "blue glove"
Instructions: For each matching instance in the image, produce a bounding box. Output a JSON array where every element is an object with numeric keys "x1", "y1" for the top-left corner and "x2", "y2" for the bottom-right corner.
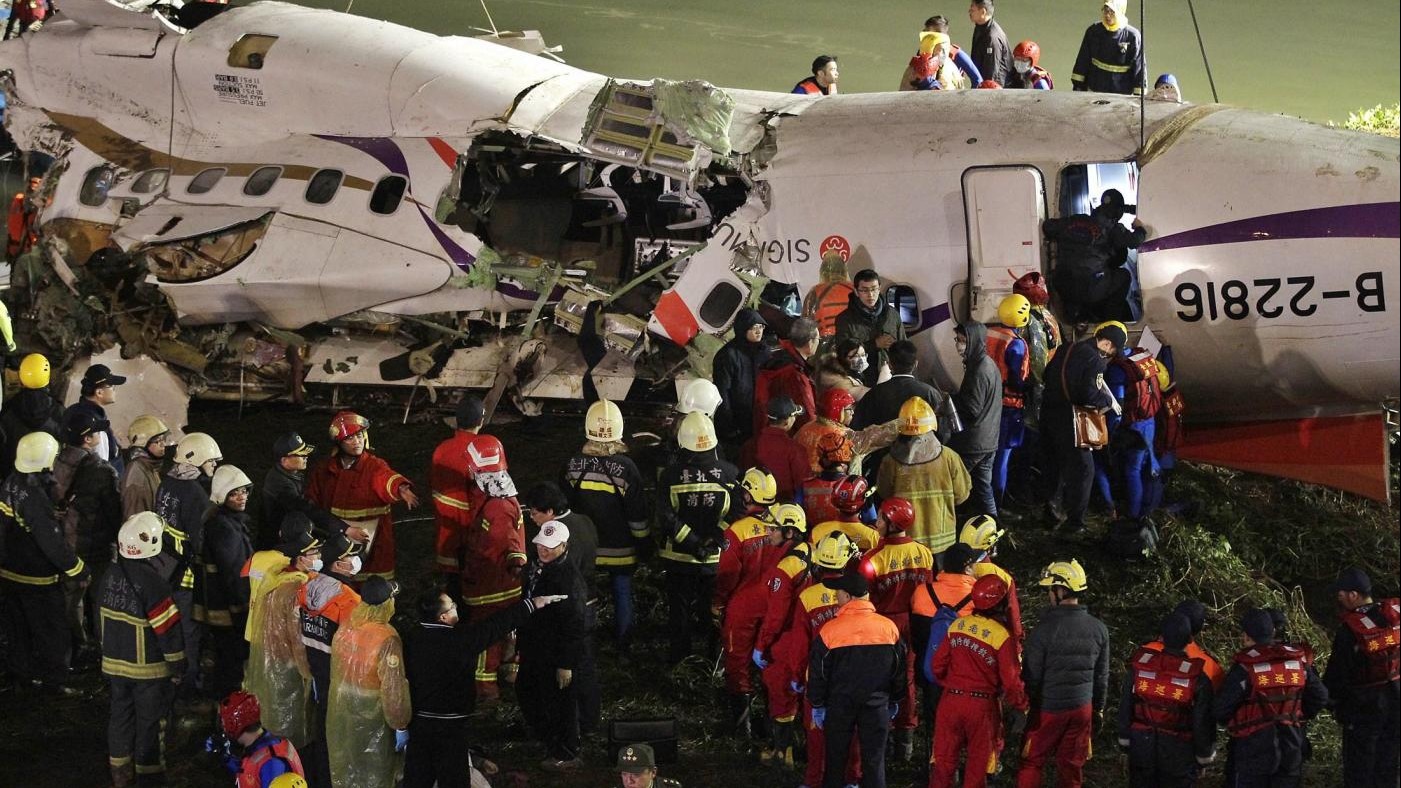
[
  {"x1": 810, "y1": 706, "x2": 826, "y2": 730},
  {"x1": 221, "y1": 754, "x2": 240, "y2": 775},
  {"x1": 789, "y1": 679, "x2": 804, "y2": 694},
  {"x1": 752, "y1": 649, "x2": 769, "y2": 670},
  {"x1": 889, "y1": 702, "x2": 900, "y2": 721},
  {"x1": 394, "y1": 729, "x2": 410, "y2": 752}
]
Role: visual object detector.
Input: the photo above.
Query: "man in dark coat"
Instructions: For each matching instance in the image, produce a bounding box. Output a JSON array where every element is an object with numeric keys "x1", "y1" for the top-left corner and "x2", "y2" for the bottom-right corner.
[
  {"x1": 713, "y1": 308, "x2": 771, "y2": 446},
  {"x1": 52, "y1": 410, "x2": 122, "y2": 660},
  {"x1": 1041, "y1": 327, "x2": 1118, "y2": 533},
  {"x1": 261, "y1": 432, "x2": 344, "y2": 547},
  {"x1": 948, "y1": 322, "x2": 1000, "y2": 517},
  {"x1": 968, "y1": 0, "x2": 1012, "y2": 86},
  {"x1": 62, "y1": 363, "x2": 126, "y2": 477},
  {"x1": 834, "y1": 269, "x2": 906, "y2": 387}
]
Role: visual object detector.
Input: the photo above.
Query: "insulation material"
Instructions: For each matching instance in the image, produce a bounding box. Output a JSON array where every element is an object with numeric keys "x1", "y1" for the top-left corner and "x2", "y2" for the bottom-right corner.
[{"x1": 651, "y1": 79, "x2": 736, "y2": 157}]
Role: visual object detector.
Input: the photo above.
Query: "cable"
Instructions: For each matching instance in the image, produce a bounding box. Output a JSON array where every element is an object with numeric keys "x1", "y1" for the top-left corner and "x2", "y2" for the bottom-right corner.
[
  {"x1": 1138, "y1": 0, "x2": 1145, "y2": 152},
  {"x1": 1186, "y1": 0, "x2": 1219, "y2": 102}
]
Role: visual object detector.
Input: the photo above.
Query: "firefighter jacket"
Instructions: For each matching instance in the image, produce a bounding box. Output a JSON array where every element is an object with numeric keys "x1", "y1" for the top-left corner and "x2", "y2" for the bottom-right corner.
[
  {"x1": 986, "y1": 325, "x2": 1030, "y2": 409},
  {"x1": 971, "y1": 559, "x2": 1024, "y2": 644},
  {"x1": 120, "y1": 450, "x2": 163, "y2": 520},
  {"x1": 0, "y1": 471, "x2": 87, "y2": 586},
  {"x1": 1143, "y1": 637, "x2": 1224, "y2": 690},
  {"x1": 863, "y1": 535, "x2": 934, "y2": 627},
  {"x1": 98, "y1": 556, "x2": 185, "y2": 680},
  {"x1": 777, "y1": 579, "x2": 844, "y2": 677},
  {"x1": 876, "y1": 434, "x2": 971, "y2": 552},
  {"x1": 1214, "y1": 643, "x2": 1327, "y2": 776},
  {"x1": 258, "y1": 579, "x2": 316, "y2": 747},
  {"x1": 810, "y1": 518, "x2": 879, "y2": 553},
  {"x1": 1116, "y1": 645, "x2": 1215, "y2": 762},
  {"x1": 1323, "y1": 599, "x2": 1401, "y2": 721},
  {"x1": 429, "y1": 429, "x2": 486, "y2": 573},
  {"x1": 236, "y1": 732, "x2": 304, "y2": 788},
  {"x1": 1071, "y1": 20, "x2": 1145, "y2": 95},
  {"x1": 713, "y1": 510, "x2": 776, "y2": 613},
  {"x1": 261, "y1": 465, "x2": 343, "y2": 543},
  {"x1": 658, "y1": 451, "x2": 737, "y2": 569},
  {"x1": 739, "y1": 426, "x2": 811, "y2": 502},
  {"x1": 0, "y1": 388, "x2": 62, "y2": 479},
  {"x1": 327, "y1": 601, "x2": 411, "y2": 788},
  {"x1": 306, "y1": 451, "x2": 410, "y2": 580},
  {"x1": 756, "y1": 541, "x2": 812, "y2": 656},
  {"x1": 807, "y1": 599, "x2": 907, "y2": 709},
  {"x1": 799, "y1": 472, "x2": 842, "y2": 528},
  {"x1": 562, "y1": 445, "x2": 649, "y2": 569},
  {"x1": 459, "y1": 494, "x2": 525, "y2": 609},
  {"x1": 155, "y1": 469, "x2": 211, "y2": 590},
  {"x1": 298, "y1": 573, "x2": 362, "y2": 689},
  {"x1": 932, "y1": 613, "x2": 1028, "y2": 709},
  {"x1": 52, "y1": 444, "x2": 121, "y2": 564},
  {"x1": 196, "y1": 507, "x2": 253, "y2": 628}
]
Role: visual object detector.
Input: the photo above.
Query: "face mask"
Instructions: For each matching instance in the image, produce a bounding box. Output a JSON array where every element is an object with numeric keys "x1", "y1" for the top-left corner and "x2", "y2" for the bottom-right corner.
[
  {"x1": 309, "y1": 558, "x2": 324, "y2": 573},
  {"x1": 849, "y1": 355, "x2": 869, "y2": 374},
  {"x1": 955, "y1": 339, "x2": 968, "y2": 356},
  {"x1": 1014, "y1": 58, "x2": 1032, "y2": 73},
  {"x1": 347, "y1": 555, "x2": 363, "y2": 575}
]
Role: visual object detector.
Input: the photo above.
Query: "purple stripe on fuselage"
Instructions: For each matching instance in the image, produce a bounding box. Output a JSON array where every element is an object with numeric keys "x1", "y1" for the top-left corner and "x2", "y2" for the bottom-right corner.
[
  {"x1": 912, "y1": 302, "x2": 952, "y2": 335},
  {"x1": 315, "y1": 135, "x2": 410, "y2": 177},
  {"x1": 1139, "y1": 202, "x2": 1401, "y2": 254}
]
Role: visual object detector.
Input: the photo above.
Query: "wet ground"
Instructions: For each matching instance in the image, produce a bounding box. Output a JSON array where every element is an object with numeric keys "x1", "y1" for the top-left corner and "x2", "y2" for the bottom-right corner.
[{"x1": 0, "y1": 400, "x2": 1392, "y2": 787}]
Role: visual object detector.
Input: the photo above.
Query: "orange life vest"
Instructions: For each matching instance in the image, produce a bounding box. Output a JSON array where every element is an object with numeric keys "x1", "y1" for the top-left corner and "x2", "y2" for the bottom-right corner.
[
  {"x1": 986, "y1": 326, "x2": 1030, "y2": 409},
  {"x1": 237, "y1": 735, "x2": 305, "y2": 788},
  {"x1": 1225, "y1": 644, "x2": 1311, "y2": 738},
  {"x1": 1341, "y1": 599, "x2": 1401, "y2": 688},
  {"x1": 1128, "y1": 646, "x2": 1204, "y2": 738}
]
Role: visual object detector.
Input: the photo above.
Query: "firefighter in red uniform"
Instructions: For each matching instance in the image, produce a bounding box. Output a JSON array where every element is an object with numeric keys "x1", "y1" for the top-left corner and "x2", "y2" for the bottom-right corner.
[
  {"x1": 217, "y1": 690, "x2": 306, "y2": 787},
  {"x1": 460, "y1": 435, "x2": 527, "y2": 702},
  {"x1": 800, "y1": 432, "x2": 855, "y2": 528},
  {"x1": 753, "y1": 504, "x2": 813, "y2": 766},
  {"x1": 1322, "y1": 567, "x2": 1400, "y2": 786},
  {"x1": 1115, "y1": 613, "x2": 1215, "y2": 788},
  {"x1": 862, "y1": 497, "x2": 933, "y2": 761},
  {"x1": 305, "y1": 411, "x2": 419, "y2": 582},
  {"x1": 713, "y1": 468, "x2": 781, "y2": 736},
  {"x1": 429, "y1": 397, "x2": 487, "y2": 575},
  {"x1": 810, "y1": 474, "x2": 879, "y2": 552},
  {"x1": 1214, "y1": 609, "x2": 1328, "y2": 788},
  {"x1": 958, "y1": 515, "x2": 1023, "y2": 645},
  {"x1": 930, "y1": 574, "x2": 1028, "y2": 788}
]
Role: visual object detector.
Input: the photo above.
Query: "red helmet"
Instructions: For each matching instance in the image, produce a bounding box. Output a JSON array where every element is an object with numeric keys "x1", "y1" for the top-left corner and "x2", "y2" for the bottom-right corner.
[
  {"x1": 971, "y1": 574, "x2": 1010, "y2": 611},
  {"x1": 818, "y1": 388, "x2": 857, "y2": 422},
  {"x1": 1013, "y1": 40, "x2": 1041, "y2": 68},
  {"x1": 1011, "y1": 270, "x2": 1050, "y2": 306},
  {"x1": 815, "y1": 431, "x2": 855, "y2": 468},
  {"x1": 831, "y1": 475, "x2": 870, "y2": 514},
  {"x1": 878, "y1": 497, "x2": 915, "y2": 532},
  {"x1": 219, "y1": 690, "x2": 261, "y2": 739},
  {"x1": 329, "y1": 410, "x2": 369, "y2": 442},
  {"x1": 465, "y1": 434, "x2": 507, "y2": 475},
  {"x1": 978, "y1": 80, "x2": 1003, "y2": 89}
]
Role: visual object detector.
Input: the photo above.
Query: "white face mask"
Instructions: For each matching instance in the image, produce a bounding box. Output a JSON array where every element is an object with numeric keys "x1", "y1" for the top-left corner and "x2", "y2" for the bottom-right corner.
[
  {"x1": 346, "y1": 555, "x2": 363, "y2": 575},
  {"x1": 1014, "y1": 58, "x2": 1032, "y2": 74},
  {"x1": 849, "y1": 355, "x2": 869, "y2": 374},
  {"x1": 309, "y1": 558, "x2": 324, "y2": 573}
]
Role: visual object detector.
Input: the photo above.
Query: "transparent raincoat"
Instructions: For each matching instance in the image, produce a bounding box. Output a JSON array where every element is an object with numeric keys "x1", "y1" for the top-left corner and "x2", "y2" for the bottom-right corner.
[
  {"x1": 327, "y1": 600, "x2": 411, "y2": 788},
  {"x1": 252, "y1": 579, "x2": 313, "y2": 746}
]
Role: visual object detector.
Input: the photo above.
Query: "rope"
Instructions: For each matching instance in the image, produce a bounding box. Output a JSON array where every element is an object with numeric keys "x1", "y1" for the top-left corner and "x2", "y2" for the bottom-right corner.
[{"x1": 1186, "y1": 0, "x2": 1220, "y2": 103}]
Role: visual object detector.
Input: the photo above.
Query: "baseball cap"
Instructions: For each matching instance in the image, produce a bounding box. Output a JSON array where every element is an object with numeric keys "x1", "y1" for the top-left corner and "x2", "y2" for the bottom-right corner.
[
  {"x1": 1241, "y1": 609, "x2": 1275, "y2": 644},
  {"x1": 767, "y1": 395, "x2": 803, "y2": 420},
  {"x1": 823, "y1": 568, "x2": 869, "y2": 597},
  {"x1": 532, "y1": 520, "x2": 571, "y2": 549},
  {"x1": 272, "y1": 432, "x2": 315, "y2": 458},
  {"x1": 361, "y1": 577, "x2": 400, "y2": 606},
  {"x1": 1330, "y1": 566, "x2": 1372, "y2": 596},
  {"x1": 64, "y1": 411, "x2": 110, "y2": 445},
  {"x1": 279, "y1": 530, "x2": 322, "y2": 559},
  {"x1": 81, "y1": 364, "x2": 127, "y2": 388}
]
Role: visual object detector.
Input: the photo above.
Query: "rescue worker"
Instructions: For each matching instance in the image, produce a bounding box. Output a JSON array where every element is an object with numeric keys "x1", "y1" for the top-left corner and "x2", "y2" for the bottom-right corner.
[
  {"x1": 986, "y1": 296, "x2": 1031, "y2": 510},
  {"x1": 659, "y1": 411, "x2": 736, "y2": 664},
  {"x1": 52, "y1": 409, "x2": 121, "y2": 662},
  {"x1": 1071, "y1": 0, "x2": 1145, "y2": 95},
  {"x1": 908, "y1": 15, "x2": 983, "y2": 88},
  {"x1": 63, "y1": 362, "x2": 126, "y2": 475},
  {"x1": 1043, "y1": 190, "x2": 1146, "y2": 323},
  {"x1": 796, "y1": 387, "x2": 900, "y2": 476},
  {"x1": 911, "y1": 542, "x2": 981, "y2": 668},
  {"x1": 326, "y1": 576, "x2": 410, "y2": 788},
  {"x1": 1093, "y1": 320, "x2": 1163, "y2": 521},
  {"x1": 793, "y1": 55, "x2": 839, "y2": 95},
  {"x1": 1007, "y1": 40, "x2": 1054, "y2": 89},
  {"x1": 930, "y1": 574, "x2": 1028, "y2": 788},
  {"x1": 253, "y1": 528, "x2": 322, "y2": 751},
  {"x1": 429, "y1": 396, "x2": 487, "y2": 575},
  {"x1": 100, "y1": 513, "x2": 185, "y2": 788},
  {"x1": 835, "y1": 269, "x2": 907, "y2": 386},
  {"x1": 801, "y1": 431, "x2": 856, "y2": 527},
  {"x1": 906, "y1": 31, "x2": 963, "y2": 91},
  {"x1": 0, "y1": 353, "x2": 62, "y2": 479},
  {"x1": 862, "y1": 496, "x2": 933, "y2": 761},
  {"x1": 876, "y1": 397, "x2": 970, "y2": 554},
  {"x1": 852, "y1": 341, "x2": 951, "y2": 441},
  {"x1": 563, "y1": 398, "x2": 649, "y2": 649},
  {"x1": 1151, "y1": 73, "x2": 1182, "y2": 102},
  {"x1": 1039, "y1": 333, "x2": 1117, "y2": 533},
  {"x1": 1142, "y1": 599, "x2": 1223, "y2": 689},
  {"x1": 1214, "y1": 609, "x2": 1328, "y2": 788},
  {"x1": 5, "y1": 175, "x2": 39, "y2": 256},
  {"x1": 753, "y1": 503, "x2": 813, "y2": 766},
  {"x1": 755, "y1": 317, "x2": 821, "y2": 435},
  {"x1": 740, "y1": 395, "x2": 812, "y2": 502},
  {"x1": 155, "y1": 430, "x2": 221, "y2": 692},
  {"x1": 243, "y1": 515, "x2": 317, "y2": 643},
  {"x1": 1322, "y1": 567, "x2": 1400, "y2": 786},
  {"x1": 968, "y1": 0, "x2": 1011, "y2": 87},
  {"x1": 808, "y1": 568, "x2": 906, "y2": 788},
  {"x1": 949, "y1": 321, "x2": 1000, "y2": 517},
  {"x1": 810, "y1": 474, "x2": 879, "y2": 551},
  {"x1": 1011, "y1": 271, "x2": 1062, "y2": 432},
  {"x1": 1016, "y1": 560, "x2": 1109, "y2": 788},
  {"x1": 305, "y1": 410, "x2": 419, "y2": 582},
  {"x1": 1115, "y1": 613, "x2": 1215, "y2": 787},
  {"x1": 297, "y1": 532, "x2": 363, "y2": 787},
  {"x1": 713, "y1": 468, "x2": 781, "y2": 736},
  {"x1": 262, "y1": 432, "x2": 342, "y2": 547},
  {"x1": 200, "y1": 464, "x2": 255, "y2": 699},
  {"x1": 457, "y1": 434, "x2": 526, "y2": 701},
  {"x1": 617, "y1": 742, "x2": 683, "y2": 788},
  {"x1": 516, "y1": 521, "x2": 590, "y2": 770},
  {"x1": 217, "y1": 690, "x2": 305, "y2": 786},
  {"x1": 714, "y1": 307, "x2": 772, "y2": 447},
  {"x1": 803, "y1": 250, "x2": 855, "y2": 338},
  {"x1": 120, "y1": 416, "x2": 171, "y2": 519},
  {"x1": 958, "y1": 515, "x2": 1023, "y2": 645}
]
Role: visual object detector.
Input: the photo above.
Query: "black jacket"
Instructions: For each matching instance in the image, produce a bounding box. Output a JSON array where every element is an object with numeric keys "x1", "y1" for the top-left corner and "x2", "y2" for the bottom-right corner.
[
  {"x1": 518, "y1": 556, "x2": 588, "y2": 671},
  {"x1": 154, "y1": 473, "x2": 211, "y2": 589},
  {"x1": 971, "y1": 18, "x2": 1013, "y2": 86},
  {"x1": 51, "y1": 445, "x2": 121, "y2": 563},
  {"x1": 1023, "y1": 604, "x2": 1110, "y2": 712},
  {"x1": 1322, "y1": 603, "x2": 1401, "y2": 721},
  {"x1": 1043, "y1": 339, "x2": 1115, "y2": 415},
  {"x1": 949, "y1": 321, "x2": 1001, "y2": 456},
  {"x1": 0, "y1": 471, "x2": 87, "y2": 586},
  {"x1": 0, "y1": 388, "x2": 62, "y2": 478},
  {"x1": 1214, "y1": 649, "x2": 1327, "y2": 778},
  {"x1": 260, "y1": 465, "x2": 343, "y2": 547},
  {"x1": 1115, "y1": 646, "x2": 1217, "y2": 764},
  {"x1": 62, "y1": 398, "x2": 123, "y2": 477},
  {"x1": 197, "y1": 507, "x2": 253, "y2": 628},
  {"x1": 1043, "y1": 211, "x2": 1146, "y2": 279},
  {"x1": 99, "y1": 556, "x2": 186, "y2": 680},
  {"x1": 834, "y1": 292, "x2": 906, "y2": 387},
  {"x1": 807, "y1": 600, "x2": 907, "y2": 710},
  {"x1": 713, "y1": 308, "x2": 771, "y2": 442},
  {"x1": 658, "y1": 450, "x2": 737, "y2": 569},
  {"x1": 853, "y1": 375, "x2": 940, "y2": 432},
  {"x1": 407, "y1": 600, "x2": 532, "y2": 719}
]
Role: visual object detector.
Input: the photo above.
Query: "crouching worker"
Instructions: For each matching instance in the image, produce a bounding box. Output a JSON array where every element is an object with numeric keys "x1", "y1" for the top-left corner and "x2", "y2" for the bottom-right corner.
[{"x1": 214, "y1": 690, "x2": 305, "y2": 786}]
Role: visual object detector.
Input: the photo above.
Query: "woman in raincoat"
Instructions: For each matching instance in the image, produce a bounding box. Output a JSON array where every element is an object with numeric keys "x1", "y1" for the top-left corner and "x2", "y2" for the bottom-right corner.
[{"x1": 327, "y1": 576, "x2": 411, "y2": 787}]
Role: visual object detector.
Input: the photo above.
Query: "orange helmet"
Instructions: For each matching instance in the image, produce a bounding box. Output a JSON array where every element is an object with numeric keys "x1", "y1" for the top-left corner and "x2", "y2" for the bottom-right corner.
[
  {"x1": 978, "y1": 80, "x2": 1003, "y2": 89},
  {"x1": 816, "y1": 431, "x2": 855, "y2": 468},
  {"x1": 219, "y1": 690, "x2": 261, "y2": 739},
  {"x1": 329, "y1": 410, "x2": 369, "y2": 442},
  {"x1": 1013, "y1": 40, "x2": 1041, "y2": 68}
]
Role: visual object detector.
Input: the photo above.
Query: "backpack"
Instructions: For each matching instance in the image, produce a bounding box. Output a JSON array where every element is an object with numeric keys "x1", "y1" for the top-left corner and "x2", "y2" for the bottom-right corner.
[
  {"x1": 920, "y1": 591, "x2": 973, "y2": 685},
  {"x1": 1111, "y1": 349, "x2": 1164, "y2": 422},
  {"x1": 1106, "y1": 517, "x2": 1159, "y2": 561}
]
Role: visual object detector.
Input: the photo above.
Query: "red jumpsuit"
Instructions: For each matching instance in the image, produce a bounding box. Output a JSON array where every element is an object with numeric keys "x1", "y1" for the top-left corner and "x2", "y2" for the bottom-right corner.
[
  {"x1": 429, "y1": 430, "x2": 487, "y2": 574},
  {"x1": 931, "y1": 613, "x2": 1028, "y2": 788},
  {"x1": 864, "y1": 534, "x2": 934, "y2": 732},
  {"x1": 462, "y1": 494, "x2": 526, "y2": 700},
  {"x1": 757, "y1": 543, "x2": 812, "y2": 725},
  {"x1": 789, "y1": 582, "x2": 860, "y2": 788},
  {"x1": 713, "y1": 511, "x2": 780, "y2": 695},
  {"x1": 305, "y1": 451, "x2": 410, "y2": 581},
  {"x1": 971, "y1": 559, "x2": 1024, "y2": 646}
]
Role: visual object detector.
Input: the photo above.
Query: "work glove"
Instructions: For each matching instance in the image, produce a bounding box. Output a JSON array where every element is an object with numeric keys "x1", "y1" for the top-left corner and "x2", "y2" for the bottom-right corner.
[
  {"x1": 1007, "y1": 708, "x2": 1028, "y2": 736},
  {"x1": 1196, "y1": 751, "x2": 1216, "y2": 766},
  {"x1": 394, "y1": 729, "x2": 410, "y2": 752},
  {"x1": 1117, "y1": 737, "x2": 1130, "y2": 752},
  {"x1": 888, "y1": 702, "x2": 900, "y2": 721},
  {"x1": 556, "y1": 668, "x2": 573, "y2": 689},
  {"x1": 810, "y1": 706, "x2": 826, "y2": 730},
  {"x1": 529, "y1": 594, "x2": 567, "y2": 610},
  {"x1": 789, "y1": 680, "x2": 804, "y2": 695},
  {"x1": 752, "y1": 649, "x2": 769, "y2": 670}
]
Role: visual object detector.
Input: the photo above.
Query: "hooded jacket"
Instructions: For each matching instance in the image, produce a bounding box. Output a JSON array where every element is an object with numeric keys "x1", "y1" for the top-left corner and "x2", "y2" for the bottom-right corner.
[
  {"x1": 713, "y1": 308, "x2": 771, "y2": 442},
  {"x1": 949, "y1": 321, "x2": 1001, "y2": 456},
  {"x1": 834, "y1": 292, "x2": 907, "y2": 386},
  {"x1": 0, "y1": 388, "x2": 62, "y2": 478},
  {"x1": 875, "y1": 433, "x2": 970, "y2": 552}
]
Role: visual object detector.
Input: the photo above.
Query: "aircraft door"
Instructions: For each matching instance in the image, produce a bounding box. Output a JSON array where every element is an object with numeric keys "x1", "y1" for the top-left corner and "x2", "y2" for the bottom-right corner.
[{"x1": 961, "y1": 166, "x2": 1046, "y2": 324}]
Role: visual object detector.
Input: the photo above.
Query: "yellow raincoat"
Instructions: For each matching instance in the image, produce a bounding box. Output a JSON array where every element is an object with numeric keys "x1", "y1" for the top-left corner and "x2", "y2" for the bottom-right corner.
[
  {"x1": 327, "y1": 600, "x2": 411, "y2": 788},
  {"x1": 253, "y1": 578, "x2": 314, "y2": 746}
]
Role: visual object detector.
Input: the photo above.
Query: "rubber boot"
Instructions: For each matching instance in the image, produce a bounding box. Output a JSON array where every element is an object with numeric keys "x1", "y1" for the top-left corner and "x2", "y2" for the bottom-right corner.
[
  {"x1": 892, "y1": 727, "x2": 913, "y2": 762},
  {"x1": 761, "y1": 718, "x2": 793, "y2": 765},
  {"x1": 728, "y1": 693, "x2": 754, "y2": 738}
]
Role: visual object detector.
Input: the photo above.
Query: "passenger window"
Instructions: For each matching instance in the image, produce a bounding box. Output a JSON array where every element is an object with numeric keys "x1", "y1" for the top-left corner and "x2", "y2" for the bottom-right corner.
[
  {"x1": 304, "y1": 169, "x2": 343, "y2": 205},
  {"x1": 187, "y1": 167, "x2": 226, "y2": 195},
  {"x1": 131, "y1": 169, "x2": 168, "y2": 194},
  {"x1": 79, "y1": 167, "x2": 115, "y2": 207},
  {"x1": 370, "y1": 175, "x2": 408, "y2": 215},
  {"x1": 227, "y1": 34, "x2": 277, "y2": 69},
  {"x1": 885, "y1": 285, "x2": 921, "y2": 330},
  {"x1": 243, "y1": 166, "x2": 282, "y2": 197},
  {"x1": 698, "y1": 280, "x2": 744, "y2": 328}
]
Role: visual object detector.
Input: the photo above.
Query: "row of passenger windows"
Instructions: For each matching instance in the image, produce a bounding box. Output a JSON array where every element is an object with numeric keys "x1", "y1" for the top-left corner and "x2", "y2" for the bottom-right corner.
[{"x1": 79, "y1": 165, "x2": 409, "y2": 214}]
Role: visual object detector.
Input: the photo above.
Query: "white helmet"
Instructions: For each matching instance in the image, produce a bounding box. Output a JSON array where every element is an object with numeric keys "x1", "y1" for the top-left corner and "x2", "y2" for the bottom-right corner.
[
  {"x1": 127, "y1": 415, "x2": 170, "y2": 448},
  {"x1": 118, "y1": 512, "x2": 165, "y2": 560},
  {"x1": 210, "y1": 464, "x2": 253, "y2": 504},
  {"x1": 585, "y1": 399, "x2": 624, "y2": 443},
  {"x1": 676, "y1": 379, "x2": 723, "y2": 419},
  {"x1": 15, "y1": 432, "x2": 60, "y2": 474},
  {"x1": 677, "y1": 411, "x2": 718, "y2": 452},
  {"x1": 175, "y1": 432, "x2": 222, "y2": 468}
]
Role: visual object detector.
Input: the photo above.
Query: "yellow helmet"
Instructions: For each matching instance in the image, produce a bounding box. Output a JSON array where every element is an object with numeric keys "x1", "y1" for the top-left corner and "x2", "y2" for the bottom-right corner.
[
  {"x1": 127, "y1": 415, "x2": 170, "y2": 448},
  {"x1": 1156, "y1": 362, "x2": 1172, "y2": 392},
  {"x1": 1094, "y1": 320, "x2": 1129, "y2": 337},
  {"x1": 210, "y1": 464, "x2": 253, "y2": 504},
  {"x1": 898, "y1": 397, "x2": 937, "y2": 436},
  {"x1": 677, "y1": 411, "x2": 718, "y2": 453},
  {"x1": 14, "y1": 432, "x2": 60, "y2": 473},
  {"x1": 18, "y1": 353, "x2": 50, "y2": 389},
  {"x1": 1038, "y1": 559, "x2": 1088, "y2": 593},
  {"x1": 812, "y1": 533, "x2": 856, "y2": 570},
  {"x1": 959, "y1": 514, "x2": 1005, "y2": 551},
  {"x1": 741, "y1": 467, "x2": 778, "y2": 506},
  {"x1": 269, "y1": 775, "x2": 308, "y2": 788},
  {"x1": 175, "y1": 432, "x2": 222, "y2": 468},
  {"x1": 997, "y1": 294, "x2": 1032, "y2": 328},
  {"x1": 585, "y1": 399, "x2": 624, "y2": 443},
  {"x1": 769, "y1": 502, "x2": 807, "y2": 535},
  {"x1": 117, "y1": 512, "x2": 165, "y2": 560}
]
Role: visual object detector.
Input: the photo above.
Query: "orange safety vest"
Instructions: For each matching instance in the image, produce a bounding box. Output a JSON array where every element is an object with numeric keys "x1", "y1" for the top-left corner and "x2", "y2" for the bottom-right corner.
[
  {"x1": 986, "y1": 326, "x2": 1030, "y2": 409},
  {"x1": 1128, "y1": 646, "x2": 1204, "y2": 738},
  {"x1": 804, "y1": 282, "x2": 854, "y2": 336},
  {"x1": 237, "y1": 736, "x2": 305, "y2": 788}
]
